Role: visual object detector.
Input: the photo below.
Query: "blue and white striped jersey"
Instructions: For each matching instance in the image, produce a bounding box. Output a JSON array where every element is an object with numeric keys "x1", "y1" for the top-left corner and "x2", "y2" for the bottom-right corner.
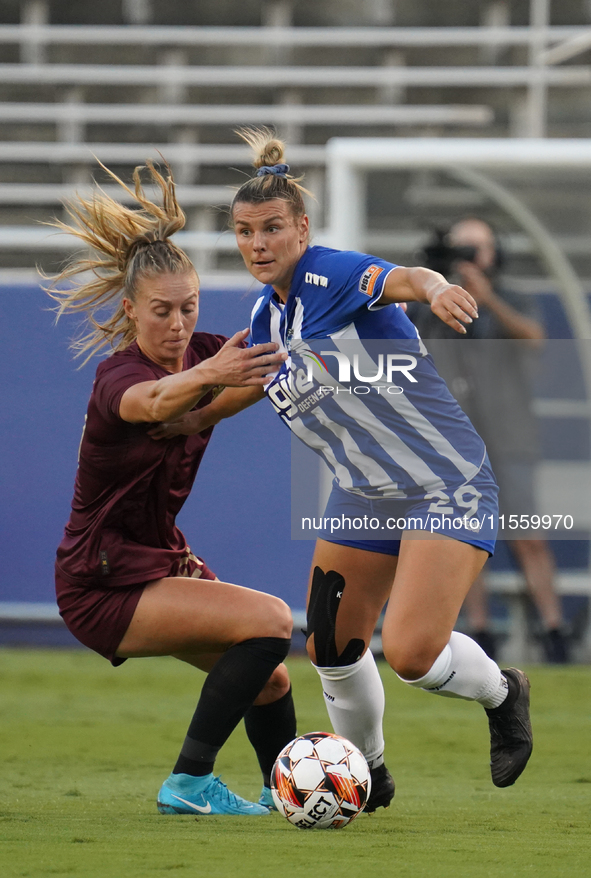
[{"x1": 250, "y1": 245, "x2": 489, "y2": 499}]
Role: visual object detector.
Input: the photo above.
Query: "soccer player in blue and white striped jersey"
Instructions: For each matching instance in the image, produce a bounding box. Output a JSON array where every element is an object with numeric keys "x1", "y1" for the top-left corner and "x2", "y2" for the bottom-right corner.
[{"x1": 158, "y1": 129, "x2": 533, "y2": 808}]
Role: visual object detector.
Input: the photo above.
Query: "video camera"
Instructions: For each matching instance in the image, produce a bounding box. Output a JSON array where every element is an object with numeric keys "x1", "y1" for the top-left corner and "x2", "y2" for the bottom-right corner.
[{"x1": 421, "y1": 229, "x2": 478, "y2": 278}]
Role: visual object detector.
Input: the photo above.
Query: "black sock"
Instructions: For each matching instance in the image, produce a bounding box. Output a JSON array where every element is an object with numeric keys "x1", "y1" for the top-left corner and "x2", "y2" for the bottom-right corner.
[
  {"x1": 244, "y1": 686, "x2": 297, "y2": 788},
  {"x1": 173, "y1": 636, "x2": 291, "y2": 777}
]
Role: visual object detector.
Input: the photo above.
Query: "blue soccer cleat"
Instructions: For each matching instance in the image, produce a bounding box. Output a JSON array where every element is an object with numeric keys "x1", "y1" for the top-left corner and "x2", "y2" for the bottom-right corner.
[
  {"x1": 258, "y1": 786, "x2": 278, "y2": 811},
  {"x1": 157, "y1": 772, "x2": 271, "y2": 816}
]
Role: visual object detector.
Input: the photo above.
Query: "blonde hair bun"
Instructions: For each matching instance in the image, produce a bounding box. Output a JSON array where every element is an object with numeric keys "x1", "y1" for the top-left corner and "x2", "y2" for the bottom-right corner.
[
  {"x1": 236, "y1": 126, "x2": 286, "y2": 170},
  {"x1": 231, "y1": 127, "x2": 311, "y2": 218}
]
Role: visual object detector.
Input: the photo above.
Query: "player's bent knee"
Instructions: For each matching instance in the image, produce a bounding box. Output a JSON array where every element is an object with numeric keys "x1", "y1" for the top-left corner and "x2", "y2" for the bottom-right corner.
[
  {"x1": 265, "y1": 597, "x2": 293, "y2": 640},
  {"x1": 382, "y1": 641, "x2": 442, "y2": 681},
  {"x1": 271, "y1": 662, "x2": 291, "y2": 691},
  {"x1": 256, "y1": 663, "x2": 291, "y2": 705}
]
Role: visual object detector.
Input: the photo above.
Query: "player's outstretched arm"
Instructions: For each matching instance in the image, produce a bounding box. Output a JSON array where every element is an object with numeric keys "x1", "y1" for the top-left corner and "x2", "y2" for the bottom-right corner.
[
  {"x1": 120, "y1": 329, "x2": 285, "y2": 424},
  {"x1": 149, "y1": 386, "x2": 265, "y2": 439},
  {"x1": 380, "y1": 266, "x2": 479, "y2": 334}
]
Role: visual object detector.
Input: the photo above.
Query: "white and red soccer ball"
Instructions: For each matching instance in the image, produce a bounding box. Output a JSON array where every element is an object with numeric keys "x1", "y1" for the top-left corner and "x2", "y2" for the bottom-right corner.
[{"x1": 271, "y1": 732, "x2": 371, "y2": 829}]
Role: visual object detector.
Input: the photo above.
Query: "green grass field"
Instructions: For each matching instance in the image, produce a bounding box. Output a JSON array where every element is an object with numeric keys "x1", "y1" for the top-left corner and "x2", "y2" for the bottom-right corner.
[{"x1": 1, "y1": 649, "x2": 589, "y2": 878}]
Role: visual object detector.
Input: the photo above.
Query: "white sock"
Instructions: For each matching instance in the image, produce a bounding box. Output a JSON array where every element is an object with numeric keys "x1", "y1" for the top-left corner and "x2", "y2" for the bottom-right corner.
[
  {"x1": 313, "y1": 650, "x2": 386, "y2": 768},
  {"x1": 397, "y1": 631, "x2": 509, "y2": 709}
]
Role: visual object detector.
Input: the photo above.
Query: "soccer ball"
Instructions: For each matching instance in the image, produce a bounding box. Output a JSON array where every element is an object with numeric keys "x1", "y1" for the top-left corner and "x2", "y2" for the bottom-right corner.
[{"x1": 271, "y1": 732, "x2": 371, "y2": 829}]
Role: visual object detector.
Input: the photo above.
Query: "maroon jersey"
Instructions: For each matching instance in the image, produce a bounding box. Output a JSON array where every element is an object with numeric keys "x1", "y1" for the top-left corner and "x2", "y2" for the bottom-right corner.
[{"x1": 56, "y1": 332, "x2": 226, "y2": 588}]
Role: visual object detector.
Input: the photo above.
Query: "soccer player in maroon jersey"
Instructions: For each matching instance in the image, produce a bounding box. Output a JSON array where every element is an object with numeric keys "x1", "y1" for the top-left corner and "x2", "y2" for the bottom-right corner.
[{"x1": 48, "y1": 159, "x2": 296, "y2": 816}]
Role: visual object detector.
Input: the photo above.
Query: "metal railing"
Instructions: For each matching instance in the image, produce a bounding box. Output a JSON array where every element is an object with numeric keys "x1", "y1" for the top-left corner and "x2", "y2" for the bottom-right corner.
[
  {"x1": 0, "y1": 183, "x2": 232, "y2": 205},
  {"x1": 0, "y1": 101, "x2": 493, "y2": 130},
  {"x1": 0, "y1": 141, "x2": 325, "y2": 164},
  {"x1": 0, "y1": 62, "x2": 588, "y2": 88},
  {"x1": 0, "y1": 23, "x2": 587, "y2": 49}
]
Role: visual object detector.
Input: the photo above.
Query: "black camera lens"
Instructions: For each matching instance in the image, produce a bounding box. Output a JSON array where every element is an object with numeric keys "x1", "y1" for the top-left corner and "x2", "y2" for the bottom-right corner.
[{"x1": 453, "y1": 245, "x2": 478, "y2": 263}]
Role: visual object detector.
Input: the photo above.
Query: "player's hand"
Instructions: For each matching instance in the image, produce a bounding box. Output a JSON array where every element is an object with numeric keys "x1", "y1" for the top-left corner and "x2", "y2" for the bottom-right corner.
[
  {"x1": 197, "y1": 328, "x2": 287, "y2": 387},
  {"x1": 148, "y1": 414, "x2": 199, "y2": 440},
  {"x1": 427, "y1": 281, "x2": 479, "y2": 334},
  {"x1": 455, "y1": 260, "x2": 496, "y2": 307}
]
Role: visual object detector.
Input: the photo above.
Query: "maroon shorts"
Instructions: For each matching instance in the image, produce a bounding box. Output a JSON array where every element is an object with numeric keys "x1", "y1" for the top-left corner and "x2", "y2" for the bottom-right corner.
[{"x1": 56, "y1": 553, "x2": 216, "y2": 667}]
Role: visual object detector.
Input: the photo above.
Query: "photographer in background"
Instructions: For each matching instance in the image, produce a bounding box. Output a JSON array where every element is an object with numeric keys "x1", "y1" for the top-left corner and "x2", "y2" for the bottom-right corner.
[{"x1": 408, "y1": 218, "x2": 569, "y2": 663}]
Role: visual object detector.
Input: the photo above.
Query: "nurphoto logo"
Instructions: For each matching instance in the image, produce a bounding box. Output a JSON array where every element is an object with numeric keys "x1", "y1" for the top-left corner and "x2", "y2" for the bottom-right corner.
[{"x1": 302, "y1": 350, "x2": 418, "y2": 384}]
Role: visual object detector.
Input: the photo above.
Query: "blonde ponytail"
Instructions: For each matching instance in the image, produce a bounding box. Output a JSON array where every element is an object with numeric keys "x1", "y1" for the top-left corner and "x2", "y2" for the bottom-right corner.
[{"x1": 46, "y1": 159, "x2": 195, "y2": 363}]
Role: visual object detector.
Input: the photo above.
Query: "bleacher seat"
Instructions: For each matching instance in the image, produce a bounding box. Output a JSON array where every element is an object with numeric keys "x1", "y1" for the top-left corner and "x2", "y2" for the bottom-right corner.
[{"x1": 1, "y1": 0, "x2": 590, "y2": 279}]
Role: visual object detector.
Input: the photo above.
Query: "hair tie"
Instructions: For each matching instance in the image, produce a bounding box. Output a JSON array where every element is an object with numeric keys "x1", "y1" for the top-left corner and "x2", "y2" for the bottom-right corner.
[{"x1": 256, "y1": 163, "x2": 290, "y2": 178}]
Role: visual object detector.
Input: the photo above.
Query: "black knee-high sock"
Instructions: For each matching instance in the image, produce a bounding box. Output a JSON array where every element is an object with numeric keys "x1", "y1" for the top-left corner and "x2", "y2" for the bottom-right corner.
[
  {"x1": 173, "y1": 637, "x2": 291, "y2": 777},
  {"x1": 244, "y1": 686, "x2": 297, "y2": 788}
]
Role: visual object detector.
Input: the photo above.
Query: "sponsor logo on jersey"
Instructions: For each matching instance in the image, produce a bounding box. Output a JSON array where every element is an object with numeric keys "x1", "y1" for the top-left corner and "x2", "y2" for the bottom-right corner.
[
  {"x1": 305, "y1": 271, "x2": 329, "y2": 287},
  {"x1": 267, "y1": 368, "x2": 332, "y2": 423},
  {"x1": 358, "y1": 264, "x2": 383, "y2": 297}
]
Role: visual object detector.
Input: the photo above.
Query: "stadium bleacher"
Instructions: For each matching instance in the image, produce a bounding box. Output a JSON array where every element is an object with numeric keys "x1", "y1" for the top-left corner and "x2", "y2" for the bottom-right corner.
[
  {"x1": 1, "y1": 0, "x2": 590, "y2": 662},
  {"x1": 1, "y1": 0, "x2": 591, "y2": 281}
]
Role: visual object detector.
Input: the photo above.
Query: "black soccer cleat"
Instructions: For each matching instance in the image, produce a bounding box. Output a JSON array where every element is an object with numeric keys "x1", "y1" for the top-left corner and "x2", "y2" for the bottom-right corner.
[
  {"x1": 485, "y1": 668, "x2": 533, "y2": 788},
  {"x1": 364, "y1": 763, "x2": 395, "y2": 813}
]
